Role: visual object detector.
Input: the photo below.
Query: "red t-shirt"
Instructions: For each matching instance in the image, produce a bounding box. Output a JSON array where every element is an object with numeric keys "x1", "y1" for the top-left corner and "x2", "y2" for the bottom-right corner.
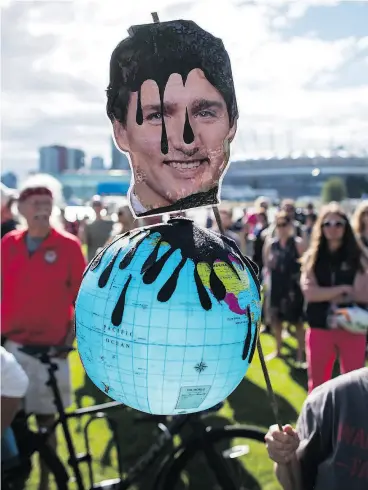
[{"x1": 1, "y1": 228, "x2": 87, "y2": 345}]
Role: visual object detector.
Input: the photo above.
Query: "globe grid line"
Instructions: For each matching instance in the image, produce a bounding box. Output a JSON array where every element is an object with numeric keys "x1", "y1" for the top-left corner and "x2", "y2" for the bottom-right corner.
[{"x1": 78, "y1": 322, "x2": 247, "y2": 350}]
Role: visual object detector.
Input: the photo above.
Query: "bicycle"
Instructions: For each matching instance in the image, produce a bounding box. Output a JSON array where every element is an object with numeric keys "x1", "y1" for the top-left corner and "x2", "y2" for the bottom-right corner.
[{"x1": 2, "y1": 345, "x2": 267, "y2": 490}]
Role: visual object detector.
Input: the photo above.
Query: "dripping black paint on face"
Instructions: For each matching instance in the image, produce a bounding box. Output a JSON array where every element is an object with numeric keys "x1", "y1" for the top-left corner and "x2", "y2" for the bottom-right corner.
[
  {"x1": 114, "y1": 70, "x2": 235, "y2": 214},
  {"x1": 107, "y1": 20, "x2": 238, "y2": 218}
]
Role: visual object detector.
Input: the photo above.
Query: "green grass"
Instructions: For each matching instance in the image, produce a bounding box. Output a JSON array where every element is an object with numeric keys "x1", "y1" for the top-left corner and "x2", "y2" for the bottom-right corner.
[{"x1": 31, "y1": 331, "x2": 308, "y2": 489}]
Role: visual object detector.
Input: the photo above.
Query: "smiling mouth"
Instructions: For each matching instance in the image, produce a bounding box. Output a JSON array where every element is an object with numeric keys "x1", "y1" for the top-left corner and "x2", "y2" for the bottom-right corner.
[{"x1": 163, "y1": 158, "x2": 209, "y2": 170}]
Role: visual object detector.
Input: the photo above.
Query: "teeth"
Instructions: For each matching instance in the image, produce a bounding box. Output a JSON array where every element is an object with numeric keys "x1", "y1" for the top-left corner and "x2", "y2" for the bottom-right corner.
[{"x1": 169, "y1": 161, "x2": 202, "y2": 169}]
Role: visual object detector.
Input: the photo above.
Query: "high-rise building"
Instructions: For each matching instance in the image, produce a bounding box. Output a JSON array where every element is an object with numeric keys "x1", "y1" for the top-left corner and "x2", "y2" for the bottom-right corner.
[
  {"x1": 66, "y1": 148, "x2": 85, "y2": 170},
  {"x1": 39, "y1": 146, "x2": 85, "y2": 174},
  {"x1": 111, "y1": 137, "x2": 130, "y2": 170},
  {"x1": 39, "y1": 146, "x2": 64, "y2": 174},
  {"x1": 90, "y1": 156, "x2": 104, "y2": 170}
]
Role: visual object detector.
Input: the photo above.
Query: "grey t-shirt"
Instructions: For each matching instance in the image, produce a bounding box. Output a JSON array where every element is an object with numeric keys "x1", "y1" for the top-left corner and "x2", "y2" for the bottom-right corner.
[
  {"x1": 85, "y1": 219, "x2": 113, "y2": 262},
  {"x1": 26, "y1": 235, "x2": 45, "y2": 255},
  {"x1": 296, "y1": 368, "x2": 368, "y2": 490}
]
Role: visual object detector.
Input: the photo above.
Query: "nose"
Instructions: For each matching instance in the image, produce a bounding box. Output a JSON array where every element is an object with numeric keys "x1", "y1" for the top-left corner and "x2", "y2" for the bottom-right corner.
[{"x1": 168, "y1": 110, "x2": 201, "y2": 154}]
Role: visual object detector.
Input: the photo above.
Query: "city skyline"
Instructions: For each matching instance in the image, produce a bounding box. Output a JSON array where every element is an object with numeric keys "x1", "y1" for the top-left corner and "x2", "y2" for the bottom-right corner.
[{"x1": 2, "y1": 0, "x2": 368, "y2": 178}]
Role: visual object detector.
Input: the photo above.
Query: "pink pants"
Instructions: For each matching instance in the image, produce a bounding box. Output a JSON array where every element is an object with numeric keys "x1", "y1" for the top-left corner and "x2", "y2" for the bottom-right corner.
[{"x1": 306, "y1": 327, "x2": 366, "y2": 393}]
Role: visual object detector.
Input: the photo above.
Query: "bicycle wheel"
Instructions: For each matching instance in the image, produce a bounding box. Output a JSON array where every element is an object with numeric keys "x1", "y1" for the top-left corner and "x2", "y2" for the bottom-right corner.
[
  {"x1": 159, "y1": 425, "x2": 268, "y2": 490},
  {"x1": 2, "y1": 432, "x2": 69, "y2": 490}
]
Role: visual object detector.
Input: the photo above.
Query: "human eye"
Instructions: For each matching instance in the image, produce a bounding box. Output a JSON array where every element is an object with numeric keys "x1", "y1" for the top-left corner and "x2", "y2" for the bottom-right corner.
[
  {"x1": 195, "y1": 110, "x2": 217, "y2": 119},
  {"x1": 146, "y1": 112, "x2": 162, "y2": 122}
]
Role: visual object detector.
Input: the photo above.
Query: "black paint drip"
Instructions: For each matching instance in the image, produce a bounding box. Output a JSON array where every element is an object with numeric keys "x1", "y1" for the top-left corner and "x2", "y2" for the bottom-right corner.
[
  {"x1": 159, "y1": 85, "x2": 169, "y2": 155},
  {"x1": 94, "y1": 218, "x2": 260, "y2": 330},
  {"x1": 98, "y1": 248, "x2": 121, "y2": 288},
  {"x1": 87, "y1": 232, "x2": 130, "y2": 276},
  {"x1": 111, "y1": 275, "x2": 132, "y2": 326},
  {"x1": 136, "y1": 88, "x2": 143, "y2": 125},
  {"x1": 242, "y1": 306, "x2": 253, "y2": 361},
  {"x1": 133, "y1": 79, "x2": 195, "y2": 155},
  {"x1": 183, "y1": 109, "x2": 194, "y2": 145}
]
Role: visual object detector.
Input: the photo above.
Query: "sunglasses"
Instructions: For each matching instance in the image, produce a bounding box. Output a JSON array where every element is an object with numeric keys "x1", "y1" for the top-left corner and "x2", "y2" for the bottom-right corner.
[
  {"x1": 276, "y1": 222, "x2": 288, "y2": 228},
  {"x1": 322, "y1": 220, "x2": 345, "y2": 229}
]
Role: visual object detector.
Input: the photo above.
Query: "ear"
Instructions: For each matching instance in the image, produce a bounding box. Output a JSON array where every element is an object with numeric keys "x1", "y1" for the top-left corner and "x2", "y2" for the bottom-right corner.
[
  {"x1": 113, "y1": 120, "x2": 130, "y2": 153},
  {"x1": 227, "y1": 119, "x2": 237, "y2": 143}
]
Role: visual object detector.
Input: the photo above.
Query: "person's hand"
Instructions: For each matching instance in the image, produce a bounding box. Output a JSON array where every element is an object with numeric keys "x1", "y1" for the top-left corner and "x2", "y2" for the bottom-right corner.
[
  {"x1": 339, "y1": 285, "x2": 353, "y2": 296},
  {"x1": 265, "y1": 424, "x2": 300, "y2": 464}
]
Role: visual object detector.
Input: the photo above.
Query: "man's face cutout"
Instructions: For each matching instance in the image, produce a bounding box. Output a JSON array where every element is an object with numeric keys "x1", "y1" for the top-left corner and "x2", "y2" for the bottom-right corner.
[{"x1": 108, "y1": 20, "x2": 238, "y2": 217}]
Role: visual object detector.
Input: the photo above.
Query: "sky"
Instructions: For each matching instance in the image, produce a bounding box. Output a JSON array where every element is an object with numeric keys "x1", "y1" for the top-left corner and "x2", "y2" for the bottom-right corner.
[{"x1": 1, "y1": 0, "x2": 368, "y2": 177}]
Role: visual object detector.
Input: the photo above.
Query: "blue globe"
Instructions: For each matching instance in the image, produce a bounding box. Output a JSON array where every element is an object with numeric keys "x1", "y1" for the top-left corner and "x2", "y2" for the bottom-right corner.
[{"x1": 76, "y1": 218, "x2": 261, "y2": 415}]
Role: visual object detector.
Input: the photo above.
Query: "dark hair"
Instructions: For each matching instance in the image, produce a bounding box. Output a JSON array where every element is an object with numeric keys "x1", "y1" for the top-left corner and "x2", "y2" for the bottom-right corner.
[
  {"x1": 302, "y1": 202, "x2": 365, "y2": 273},
  {"x1": 257, "y1": 210, "x2": 268, "y2": 226},
  {"x1": 106, "y1": 20, "x2": 238, "y2": 128},
  {"x1": 306, "y1": 212, "x2": 317, "y2": 224},
  {"x1": 275, "y1": 210, "x2": 291, "y2": 224}
]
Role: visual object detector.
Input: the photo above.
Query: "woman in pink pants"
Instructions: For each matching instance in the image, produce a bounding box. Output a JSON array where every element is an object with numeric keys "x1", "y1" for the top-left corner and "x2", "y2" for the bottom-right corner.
[{"x1": 300, "y1": 202, "x2": 368, "y2": 393}]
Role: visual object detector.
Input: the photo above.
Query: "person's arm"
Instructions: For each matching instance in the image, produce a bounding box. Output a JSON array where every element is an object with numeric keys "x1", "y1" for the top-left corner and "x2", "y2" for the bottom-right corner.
[
  {"x1": 262, "y1": 238, "x2": 272, "y2": 269},
  {"x1": 81, "y1": 223, "x2": 89, "y2": 246},
  {"x1": 266, "y1": 388, "x2": 332, "y2": 490},
  {"x1": 60, "y1": 239, "x2": 87, "y2": 352},
  {"x1": 265, "y1": 424, "x2": 303, "y2": 490},
  {"x1": 301, "y1": 268, "x2": 351, "y2": 302},
  {"x1": 295, "y1": 237, "x2": 306, "y2": 258},
  {"x1": 1, "y1": 347, "x2": 29, "y2": 435},
  {"x1": 352, "y1": 263, "x2": 368, "y2": 304},
  {"x1": 1, "y1": 397, "x2": 22, "y2": 434}
]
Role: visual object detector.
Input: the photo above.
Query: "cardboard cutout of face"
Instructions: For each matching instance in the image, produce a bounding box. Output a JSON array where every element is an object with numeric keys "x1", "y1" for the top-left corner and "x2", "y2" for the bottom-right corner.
[{"x1": 107, "y1": 20, "x2": 238, "y2": 218}]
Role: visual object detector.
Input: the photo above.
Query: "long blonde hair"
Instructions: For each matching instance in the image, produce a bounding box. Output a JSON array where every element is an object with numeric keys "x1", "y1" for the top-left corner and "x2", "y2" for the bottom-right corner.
[
  {"x1": 351, "y1": 200, "x2": 368, "y2": 236},
  {"x1": 301, "y1": 202, "x2": 364, "y2": 273}
]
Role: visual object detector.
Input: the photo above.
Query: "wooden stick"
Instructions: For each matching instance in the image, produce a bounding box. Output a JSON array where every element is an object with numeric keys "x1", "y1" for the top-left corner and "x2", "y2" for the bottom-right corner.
[
  {"x1": 151, "y1": 12, "x2": 160, "y2": 23},
  {"x1": 212, "y1": 204, "x2": 296, "y2": 487}
]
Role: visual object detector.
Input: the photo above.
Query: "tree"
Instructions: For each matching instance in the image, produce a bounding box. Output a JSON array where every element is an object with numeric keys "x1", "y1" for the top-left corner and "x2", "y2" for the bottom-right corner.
[{"x1": 321, "y1": 177, "x2": 347, "y2": 203}]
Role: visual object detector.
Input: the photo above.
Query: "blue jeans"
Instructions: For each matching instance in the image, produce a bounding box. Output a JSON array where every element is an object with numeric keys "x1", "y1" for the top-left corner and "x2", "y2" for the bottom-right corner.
[{"x1": 1, "y1": 426, "x2": 20, "y2": 470}]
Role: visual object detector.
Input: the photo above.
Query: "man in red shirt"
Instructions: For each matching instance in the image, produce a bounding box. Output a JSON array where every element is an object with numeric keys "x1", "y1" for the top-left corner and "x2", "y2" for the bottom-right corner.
[{"x1": 1, "y1": 184, "x2": 86, "y2": 489}]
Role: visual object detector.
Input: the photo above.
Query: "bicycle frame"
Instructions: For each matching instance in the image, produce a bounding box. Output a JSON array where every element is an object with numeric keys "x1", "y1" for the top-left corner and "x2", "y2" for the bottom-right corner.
[
  {"x1": 38, "y1": 353, "x2": 238, "y2": 490},
  {"x1": 32, "y1": 353, "x2": 123, "y2": 490},
  {"x1": 37, "y1": 353, "x2": 189, "y2": 490}
]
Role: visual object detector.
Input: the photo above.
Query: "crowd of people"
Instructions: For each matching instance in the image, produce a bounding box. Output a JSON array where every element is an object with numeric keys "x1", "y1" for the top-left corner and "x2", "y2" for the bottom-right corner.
[{"x1": 1, "y1": 178, "x2": 368, "y2": 490}]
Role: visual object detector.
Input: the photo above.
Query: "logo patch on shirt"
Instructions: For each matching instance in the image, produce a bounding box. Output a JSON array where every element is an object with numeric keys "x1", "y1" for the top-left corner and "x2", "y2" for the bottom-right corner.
[{"x1": 44, "y1": 250, "x2": 57, "y2": 263}]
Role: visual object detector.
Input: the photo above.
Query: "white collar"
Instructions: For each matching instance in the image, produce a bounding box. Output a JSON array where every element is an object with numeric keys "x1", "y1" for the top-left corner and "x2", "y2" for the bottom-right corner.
[{"x1": 130, "y1": 191, "x2": 147, "y2": 216}]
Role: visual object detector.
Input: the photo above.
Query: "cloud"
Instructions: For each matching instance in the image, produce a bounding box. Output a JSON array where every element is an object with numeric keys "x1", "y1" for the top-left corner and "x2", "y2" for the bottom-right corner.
[{"x1": 1, "y1": 0, "x2": 368, "y2": 177}]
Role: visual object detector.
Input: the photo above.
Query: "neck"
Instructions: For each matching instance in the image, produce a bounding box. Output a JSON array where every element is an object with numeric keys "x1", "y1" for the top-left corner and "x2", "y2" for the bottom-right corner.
[
  {"x1": 328, "y1": 240, "x2": 341, "y2": 252},
  {"x1": 27, "y1": 224, "x2": 51, "y2": 239},
  {"x1": 279, "y1": 235, "x2": 289, "y2": 245},
  {"x1": 133, "y1": 182, "x2": 171, "y2": 210}
]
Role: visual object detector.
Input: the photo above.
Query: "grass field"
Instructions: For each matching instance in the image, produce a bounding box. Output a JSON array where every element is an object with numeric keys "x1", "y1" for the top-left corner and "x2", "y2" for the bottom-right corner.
[{"x1": 41, "y1": 330, "x2": 310, "y2": 490}]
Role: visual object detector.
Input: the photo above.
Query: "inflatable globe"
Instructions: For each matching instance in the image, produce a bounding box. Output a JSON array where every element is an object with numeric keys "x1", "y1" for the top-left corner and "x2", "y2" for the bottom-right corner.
[{"x1": 76, "y1": 218, "x2": 261, "y2": 415}]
